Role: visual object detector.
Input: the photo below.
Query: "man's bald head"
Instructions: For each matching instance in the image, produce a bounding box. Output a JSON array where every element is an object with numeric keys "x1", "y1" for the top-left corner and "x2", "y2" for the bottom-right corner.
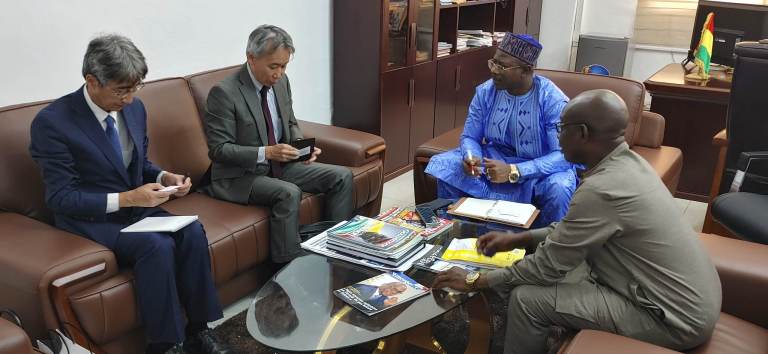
[
  {"x1": 561, "y1": 89, "x2": 628, "y2": 140},
  {"x1": 558, "y1": 89, "x2": 630, "y2": 167}
]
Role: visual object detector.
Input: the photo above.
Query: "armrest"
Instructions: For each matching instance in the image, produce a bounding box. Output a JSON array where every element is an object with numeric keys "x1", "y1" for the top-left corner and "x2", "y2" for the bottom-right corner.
[
  {"x1": 0, "y1": 213, "x2": 118, "y2": 339},
  {"x1": 559, "y1": 330, "x2": 678, "y2": 354},
  {"x1": 0, "y1": 318, "x2": 35, "y2": 354},
  {"x1": 699, "y1": 233, "x2": 768, "y2": 328},
  {"x1": 634, "y1": 111, "x2": 665, "y2": 148},
  {"x1": 299, "y1": 120, "x2": 386, "y2": 167}
]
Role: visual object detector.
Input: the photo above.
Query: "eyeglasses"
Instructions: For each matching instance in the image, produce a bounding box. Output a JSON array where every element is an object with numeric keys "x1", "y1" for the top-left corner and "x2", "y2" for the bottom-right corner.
[
  {"x1": 556, "y1": 122, "x2": 588, "y2": 134},
  {"x1": 487, "y1": 59, "x2": 523, "y2": 72},
  {"x1": 109, "y1": 82, "x2": 145, "y2": 98}
]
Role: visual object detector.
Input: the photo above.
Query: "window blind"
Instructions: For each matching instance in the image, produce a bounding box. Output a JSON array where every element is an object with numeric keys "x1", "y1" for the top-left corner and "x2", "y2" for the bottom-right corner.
[{"x1": 634, "y1": 0, "x2": 698, "y2": 48}]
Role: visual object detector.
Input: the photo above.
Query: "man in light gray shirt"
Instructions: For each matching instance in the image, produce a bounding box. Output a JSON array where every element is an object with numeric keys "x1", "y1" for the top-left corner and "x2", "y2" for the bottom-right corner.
[{"x1": 433, "y1": 89, "x2": 721, "y2": 354}]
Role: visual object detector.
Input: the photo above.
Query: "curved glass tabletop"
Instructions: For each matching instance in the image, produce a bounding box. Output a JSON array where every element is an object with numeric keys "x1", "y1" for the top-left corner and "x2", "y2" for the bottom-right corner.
[{"x1": 246, "y1": 253, "x2": 472, "y2": 352}]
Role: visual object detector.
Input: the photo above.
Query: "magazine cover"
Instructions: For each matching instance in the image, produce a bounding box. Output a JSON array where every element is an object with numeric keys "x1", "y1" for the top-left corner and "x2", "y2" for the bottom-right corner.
[
  {"x1": 333, "y1": 272, "x2": 429, "y2": 316},
  {"x1": 375, "y1": 207, "x2": 453, "y2": 240},
  {"x1": 412, "y1": 245, "x2": 482, "y2": 273},
  {"x1": 327, "y1": 216, "x2": 416, "y2": 250}
]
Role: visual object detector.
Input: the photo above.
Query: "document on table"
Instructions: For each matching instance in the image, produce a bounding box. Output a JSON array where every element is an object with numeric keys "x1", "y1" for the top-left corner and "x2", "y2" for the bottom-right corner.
[
  {"x1": 449, "y1": 197, "x2": 538, "y2": 228},
  {"x1": 121, "y1": 215, "x2": 199, "y2": 233}
]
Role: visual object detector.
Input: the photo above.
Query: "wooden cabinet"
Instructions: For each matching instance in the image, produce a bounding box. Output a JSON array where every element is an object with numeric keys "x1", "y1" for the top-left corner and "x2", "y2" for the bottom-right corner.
[
  {"x1": 333, "y1": 0, "x2": 539, "y2": 179},
  {"x1": 380, "y1": 62, "x2": 437, "y2": 173}
]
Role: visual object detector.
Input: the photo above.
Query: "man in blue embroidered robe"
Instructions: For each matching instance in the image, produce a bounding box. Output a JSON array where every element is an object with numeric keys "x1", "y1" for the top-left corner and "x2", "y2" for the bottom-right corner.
[{"x1": 425, "y1": 34, "x2": 576, "y2": 227}]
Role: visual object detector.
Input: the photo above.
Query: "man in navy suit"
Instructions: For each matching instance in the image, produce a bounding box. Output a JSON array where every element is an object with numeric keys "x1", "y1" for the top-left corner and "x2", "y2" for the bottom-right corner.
[{"x1": 29, "y1": 34, "x2": 229, "y2": 354}]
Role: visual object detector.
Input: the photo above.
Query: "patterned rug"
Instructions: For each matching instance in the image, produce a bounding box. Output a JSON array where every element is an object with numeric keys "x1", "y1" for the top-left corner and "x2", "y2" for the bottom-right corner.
[{"x1": 211, "y1": 290, "x2": 510, "y2": 354}]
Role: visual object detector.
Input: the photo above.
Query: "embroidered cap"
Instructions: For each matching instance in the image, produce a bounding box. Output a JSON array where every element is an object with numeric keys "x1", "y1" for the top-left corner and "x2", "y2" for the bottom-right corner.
[{"x1": 498, "y1": 33, "x2": 542, "y2": 65}]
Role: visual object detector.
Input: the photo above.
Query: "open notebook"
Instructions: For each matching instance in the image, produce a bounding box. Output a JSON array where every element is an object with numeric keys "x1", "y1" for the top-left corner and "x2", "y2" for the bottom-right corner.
[{"x1": 448, "y1": 197, "x2": 538, "y2": 228}]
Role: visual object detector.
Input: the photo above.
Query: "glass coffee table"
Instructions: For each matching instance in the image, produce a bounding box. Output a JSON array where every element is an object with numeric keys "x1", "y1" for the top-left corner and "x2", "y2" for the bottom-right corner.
[{"x1": 246, "y1": 220, "x2": 497, "y2": 353}]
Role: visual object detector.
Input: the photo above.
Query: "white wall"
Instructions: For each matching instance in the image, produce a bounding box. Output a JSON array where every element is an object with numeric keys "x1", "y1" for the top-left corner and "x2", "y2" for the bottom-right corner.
[
  {"x1": 537, "y1": 0, "x2": 579, "y2": 70},
  {"x1": 538, "y1": 0, "x2": 689, "y2": 93},
  {"x1": 0, "y1": 0, "x2": 333, "y2": 124}
]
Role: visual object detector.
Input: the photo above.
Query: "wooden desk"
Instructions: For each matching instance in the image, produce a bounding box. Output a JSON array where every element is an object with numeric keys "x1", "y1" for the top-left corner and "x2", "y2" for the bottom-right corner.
[{"x1": 644, "y1": 63, "x2": 732, "y2": 201}]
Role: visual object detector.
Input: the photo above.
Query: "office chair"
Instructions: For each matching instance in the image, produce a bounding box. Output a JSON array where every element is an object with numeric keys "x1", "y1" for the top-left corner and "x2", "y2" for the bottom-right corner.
[{"x1": 711, "y1": 151, "x2": 768, "y2": 244}]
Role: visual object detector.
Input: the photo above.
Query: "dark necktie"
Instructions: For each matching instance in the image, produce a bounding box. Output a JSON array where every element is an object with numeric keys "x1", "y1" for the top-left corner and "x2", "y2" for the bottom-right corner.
[
  {"x1": 104, "y1": 115, "x2": 123, "y2": 165},
  {"x1": 260, "y1": 86, "x2": 282, "y2": 178}
]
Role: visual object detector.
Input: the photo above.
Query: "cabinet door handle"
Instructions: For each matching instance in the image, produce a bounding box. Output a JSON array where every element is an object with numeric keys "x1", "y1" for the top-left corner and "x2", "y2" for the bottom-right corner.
[
  {"x1": 409, "y1": 79, "x2": 415, "y2": 108},
  {"x1": 455, "y1": 66, "x2": 461, "y2": 91},
  {"x1": 410, "y1": 23, "x2": 417, "y2": 50}
]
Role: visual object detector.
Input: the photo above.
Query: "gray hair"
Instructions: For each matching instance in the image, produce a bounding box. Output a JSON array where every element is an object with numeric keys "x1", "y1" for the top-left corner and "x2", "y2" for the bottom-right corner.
[
  {"x1": 246, "y1": 25, "x2": 295, "y2": 58},
  {"x1": 82, "y1": 34, "x2": 147, "y2": 85}
]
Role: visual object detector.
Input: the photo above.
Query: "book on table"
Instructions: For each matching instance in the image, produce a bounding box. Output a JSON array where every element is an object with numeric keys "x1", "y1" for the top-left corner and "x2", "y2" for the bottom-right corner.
[
  {"x1": 441, "y1": 238, "x2": 526, "y2": 269},
  {"x1": 374, "y1": 207, "x2": 453, "y2": 241},
  {"x1": 334, "y1": 272, "x2": 429, "y2": 316},
  {"x1": 447, "y1": 197, "x2": 539, "y2": 228}
]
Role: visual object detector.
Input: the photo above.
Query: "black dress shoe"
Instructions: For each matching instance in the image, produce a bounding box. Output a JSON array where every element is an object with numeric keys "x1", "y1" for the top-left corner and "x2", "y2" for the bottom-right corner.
[{"x1": 183, "y1": 329, "x2": 232, "y2": 354}]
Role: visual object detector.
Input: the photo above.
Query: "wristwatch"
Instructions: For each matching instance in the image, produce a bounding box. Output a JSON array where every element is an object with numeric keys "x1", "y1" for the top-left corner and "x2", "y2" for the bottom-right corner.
[
  {"x1": 465, "y1": 271, "x2": 481, "y2": 290},
  {"x1": 508, "y1": 164, "x2": 520, "y2": 183}
]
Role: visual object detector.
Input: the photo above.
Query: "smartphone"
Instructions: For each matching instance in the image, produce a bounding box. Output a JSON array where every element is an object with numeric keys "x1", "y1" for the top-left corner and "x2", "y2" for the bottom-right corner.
[{"x1": 415, "y1": 206, "x2": 439, "y2": 228}]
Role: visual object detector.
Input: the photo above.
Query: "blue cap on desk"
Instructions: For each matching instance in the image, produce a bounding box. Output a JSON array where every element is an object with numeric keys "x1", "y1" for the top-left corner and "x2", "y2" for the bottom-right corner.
[{"x1": 498, "y1": 33, "x2": 542, "y2": 65}]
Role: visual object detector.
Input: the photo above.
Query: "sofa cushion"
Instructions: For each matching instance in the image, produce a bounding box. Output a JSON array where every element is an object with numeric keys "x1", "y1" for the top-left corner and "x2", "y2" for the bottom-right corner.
[
  {"x1": 137, "y1": 78, "x2": 212, "y2": 188},
  {"x1": 0, "y1": 101, "x2": 53, "y2": 222},
  {"x1": 559, "y1": 330, "x2": 678, "y2": 354},
  {"x1": 632, "y1": 145, "x2": 683, "y2": 193},
  {"x1": 185, "y1": 65, "x2": 240, "y2": 119},
  {"x1": 687, "y1": 313, "x2": 768, "y2": 354},
  {"x1": 161, "y1": 193, "x2": 270, "y2": 286}
]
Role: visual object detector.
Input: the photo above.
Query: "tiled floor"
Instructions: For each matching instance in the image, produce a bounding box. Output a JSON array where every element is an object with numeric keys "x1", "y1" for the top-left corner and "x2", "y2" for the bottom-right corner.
[{"x1": 215, "y1": 170, "x2": 708, "y2": 325}]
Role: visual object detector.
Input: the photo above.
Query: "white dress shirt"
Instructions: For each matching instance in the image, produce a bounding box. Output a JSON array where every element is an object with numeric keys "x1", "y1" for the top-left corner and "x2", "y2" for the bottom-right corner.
[
  {"x1": 83, "y1": 85, "x2": 166, "y2": 213},
  {"x1": 246, "y1": 64, "x2": 283, "y2": 164}
]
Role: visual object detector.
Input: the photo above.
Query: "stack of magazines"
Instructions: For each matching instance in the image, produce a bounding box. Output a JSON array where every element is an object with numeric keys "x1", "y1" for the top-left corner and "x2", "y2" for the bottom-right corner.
[
  {"x1": 375, "y1": 207, "x2": 453, "y2": 241},
  {"x1": 326, "y1": 216, "x2": 425, "y2": 267}
]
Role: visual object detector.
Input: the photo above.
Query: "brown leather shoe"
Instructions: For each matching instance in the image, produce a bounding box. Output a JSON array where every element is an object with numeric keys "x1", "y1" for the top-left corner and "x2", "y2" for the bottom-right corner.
[{"x1": 183, "y1": 329, "x2": 231, "y2": 354}]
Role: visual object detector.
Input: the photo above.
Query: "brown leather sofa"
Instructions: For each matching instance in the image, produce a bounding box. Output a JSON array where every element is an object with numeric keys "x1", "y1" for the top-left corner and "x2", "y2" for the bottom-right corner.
[
  {"x1": 0, "y1": 66, "x2": 385, "y2": 353},
  {"x1": 413, "y1": 69, "x2": 683, "y2": 204},
  {"x1": 559, "y1": 233, "x2": 768, "y2": 354}
]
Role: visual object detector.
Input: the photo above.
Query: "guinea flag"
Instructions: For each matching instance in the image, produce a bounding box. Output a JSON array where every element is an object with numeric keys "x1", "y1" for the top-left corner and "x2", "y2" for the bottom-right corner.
[{"x1": 694, "y1": 12, "x2": 715, "y2": 78}]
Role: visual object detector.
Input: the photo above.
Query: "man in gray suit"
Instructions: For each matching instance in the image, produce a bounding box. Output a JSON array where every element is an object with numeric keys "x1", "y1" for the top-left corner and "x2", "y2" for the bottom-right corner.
[{"x1": 203, "y1": 25, "x2": 353, "y2": 263}]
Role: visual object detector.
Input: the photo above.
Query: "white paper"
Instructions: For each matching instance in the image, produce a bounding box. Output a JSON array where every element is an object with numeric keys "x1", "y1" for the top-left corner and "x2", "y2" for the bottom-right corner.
[
  {"x1": 158, "y1": 185, "x2": 179, "y2": 193},
  {"x1": 452, "y1": 198, "x2": 496, "y2": 219},
  {"x1": 121, "y1": 216, "x2": 198, "y2": 233},
  {"x1": 488, "y1": 200, "x2": 536, "y2": 225},
  {"x1": 300, "y1": 222, "x2": 434, "y2": 272},
  {"x1": 297, "y1": 146, "x2": 311, "y2": 157}
]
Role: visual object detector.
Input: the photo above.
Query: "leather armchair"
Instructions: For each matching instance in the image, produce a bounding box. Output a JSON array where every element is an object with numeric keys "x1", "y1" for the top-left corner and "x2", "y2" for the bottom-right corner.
[
  {"x1": 559, "y1": 233, "x2": 768, "y2": 354},
  {"x1": 0, "y1": 66, "x2": 386, "y2": 353},
  {"x1": 0, "y1": 317, "x2": 36, "y2": 354},
  {"x1": 413, "y1": 69, "x2": 683, "y2": 204}
]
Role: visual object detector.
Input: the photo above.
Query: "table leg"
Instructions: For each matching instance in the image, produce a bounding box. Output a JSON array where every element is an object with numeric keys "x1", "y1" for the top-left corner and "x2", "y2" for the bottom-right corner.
[{"x1": 375, "y1": 332, "x2": 408, "y2": 354}]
